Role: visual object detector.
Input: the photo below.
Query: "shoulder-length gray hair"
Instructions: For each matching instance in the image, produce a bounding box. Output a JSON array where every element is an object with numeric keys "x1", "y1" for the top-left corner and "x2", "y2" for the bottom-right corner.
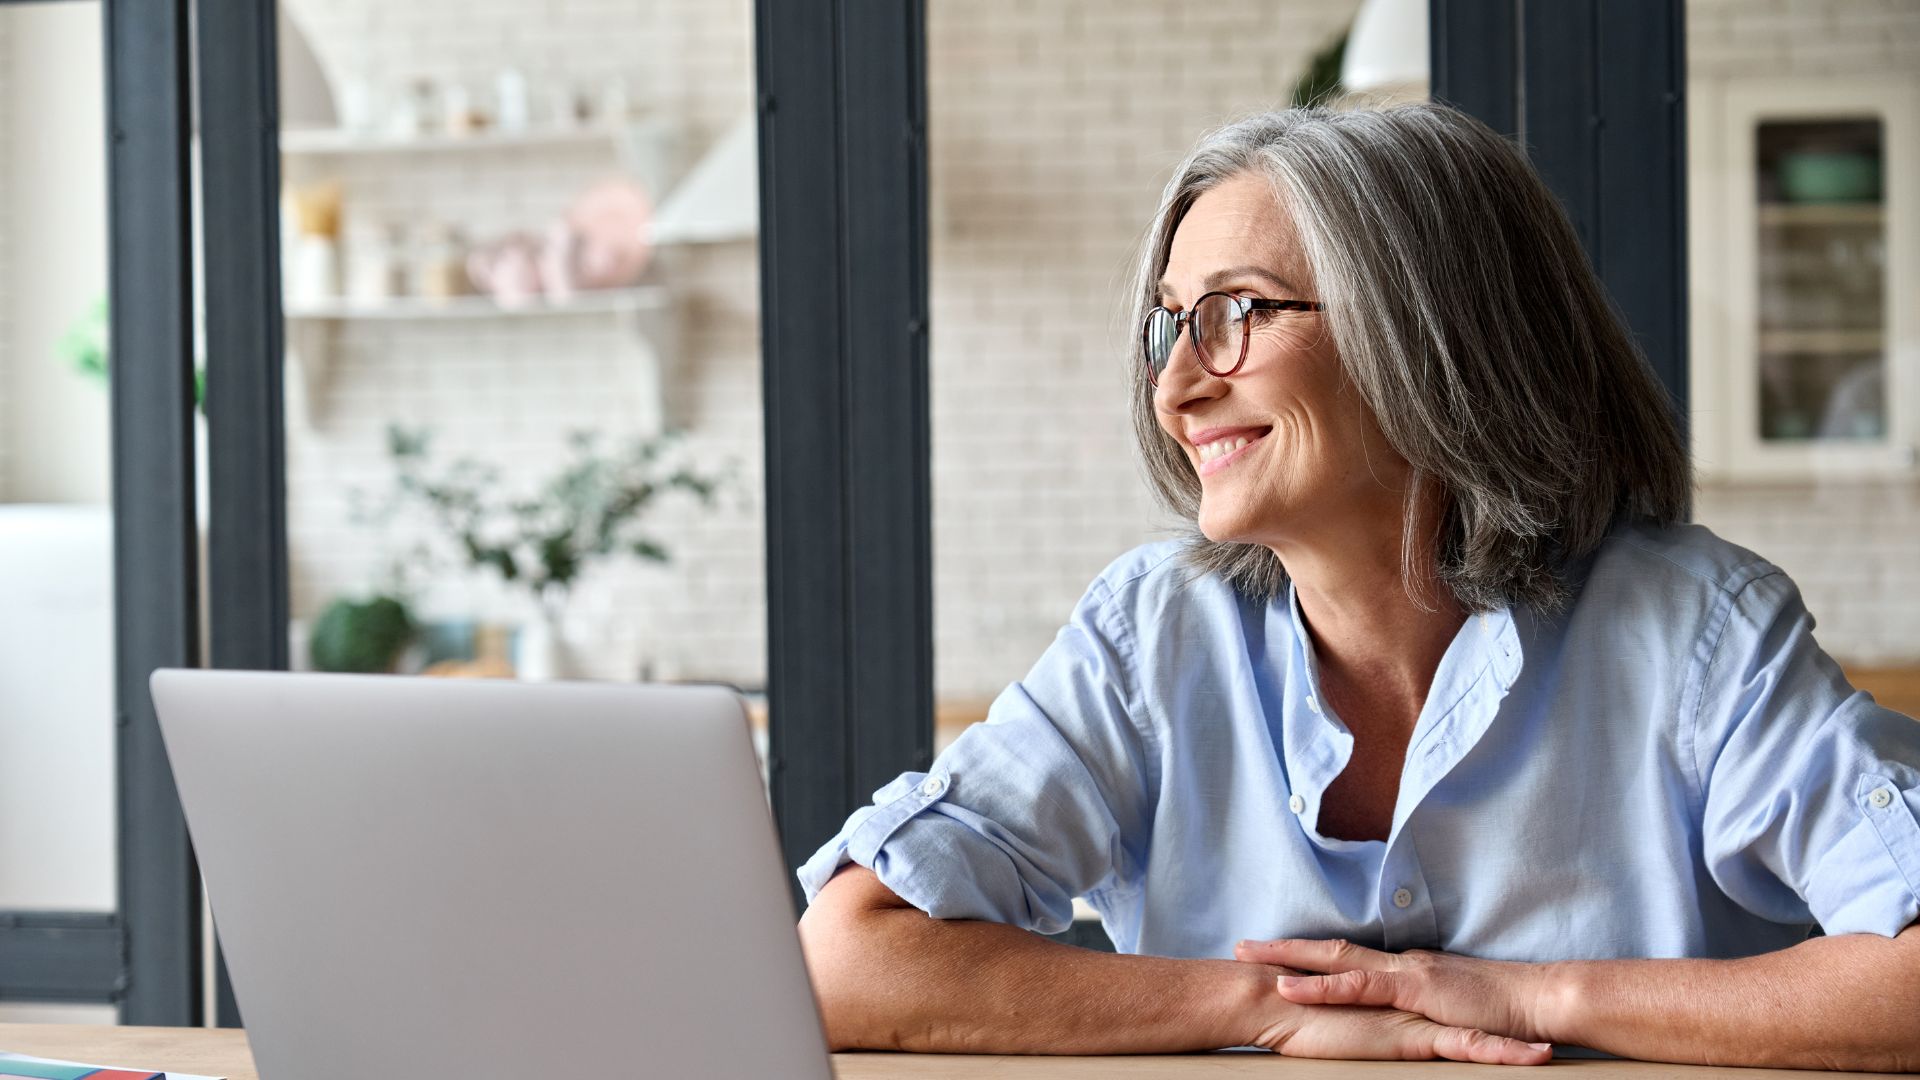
[{"x1": 1129, "y1": 103, "x2": 1690, "y2": 614}]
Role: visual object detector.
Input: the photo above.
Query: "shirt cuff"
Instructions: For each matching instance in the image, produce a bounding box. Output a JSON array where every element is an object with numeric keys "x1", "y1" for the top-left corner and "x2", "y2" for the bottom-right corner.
[
  {"x1": 794, "y1": 770, "x2": 952, "y2": 909},
  {"x1": 1807, "y1": 774, "x2": 1920, "y2": 938}
]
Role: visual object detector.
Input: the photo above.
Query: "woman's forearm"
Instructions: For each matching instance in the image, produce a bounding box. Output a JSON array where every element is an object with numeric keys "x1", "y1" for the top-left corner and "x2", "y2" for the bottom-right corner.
[
  {"x1": 801, "y1": 904, "x2": 1265, "y2": 1053},
  {"x1": 797, "y1": 867, "x2": 1265, "y2": 1053},
  {"x1": 1544, "y1": 924, "x2": 1920, "y2": 1071}
]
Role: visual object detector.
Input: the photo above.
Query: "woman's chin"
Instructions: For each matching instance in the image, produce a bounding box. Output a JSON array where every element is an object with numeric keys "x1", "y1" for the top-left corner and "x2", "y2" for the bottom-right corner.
[{"x1": 1196, "y1": 506, "x2": 1260, "y2": 546}]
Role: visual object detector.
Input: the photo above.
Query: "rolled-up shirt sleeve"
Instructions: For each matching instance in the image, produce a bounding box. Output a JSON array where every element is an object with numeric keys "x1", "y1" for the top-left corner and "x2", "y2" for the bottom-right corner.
[
  {"x1": 1694, "y1": 569, "x2": 1920, "y2": 938},
  {"x1": 795, "y1": 574, "x2": 1156, "y2": 935}
]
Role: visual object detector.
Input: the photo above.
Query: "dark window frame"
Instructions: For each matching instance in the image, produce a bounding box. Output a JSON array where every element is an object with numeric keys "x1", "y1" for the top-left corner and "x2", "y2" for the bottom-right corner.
[
  {"x1": 195, "y1": 0, "x2": 287, "y2": 1030},
  {"x1": 104, "y1": 0, "x2": 204, "y2": 1025},
  {"x1": 1433, "y1": 0, "x2": 1689, "y2": 418},
  {"x1": 756, "y1": 0, "x2": 936, "y2": 904}
]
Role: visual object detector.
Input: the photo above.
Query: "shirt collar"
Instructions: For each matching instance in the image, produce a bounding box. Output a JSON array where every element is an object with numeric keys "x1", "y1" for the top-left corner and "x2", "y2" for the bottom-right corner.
[
  {"x1": 1284, "y1": 579, "x2": 1525, "y2": 694},
  {"x1": 1280, "y1": 579, "x2": 1529, "y2": 844}
]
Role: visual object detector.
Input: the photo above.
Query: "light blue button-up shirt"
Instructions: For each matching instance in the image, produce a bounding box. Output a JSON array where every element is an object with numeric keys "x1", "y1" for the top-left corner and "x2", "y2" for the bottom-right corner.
[{"x1": 797, "y1": 521, "x2": 1920, "y2": 964}]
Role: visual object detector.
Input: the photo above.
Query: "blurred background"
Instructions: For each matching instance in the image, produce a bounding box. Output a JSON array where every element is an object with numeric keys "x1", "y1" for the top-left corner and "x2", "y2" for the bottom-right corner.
[{"x1": 0, "y1": 0, "x2": 1915, "y2": 1023}]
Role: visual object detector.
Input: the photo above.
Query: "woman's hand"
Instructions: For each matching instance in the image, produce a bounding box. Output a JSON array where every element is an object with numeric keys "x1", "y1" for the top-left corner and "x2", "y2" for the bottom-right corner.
[
  {"x1": 1248, "y1": 995, "x2": 1554, "y2": 1065},
  {"x1": 1236, "y1": 938, "x2": 1560, "y2": 1048},
  {"x1": 1234, "y1": 954, "x2": 1551, "y2": 1064}
]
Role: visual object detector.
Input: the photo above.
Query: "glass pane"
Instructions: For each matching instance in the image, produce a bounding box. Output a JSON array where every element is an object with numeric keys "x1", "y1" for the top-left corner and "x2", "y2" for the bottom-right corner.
[
  {"x1": 1754, "y1": 118, "x2": 1886, "y2": 443},
  {"x1": 0, "y1": 0, "x2": 117, "y2": 914},
  {"x1": 927, "y1": 3, "x2": 1403, "y2": 941},
  {"x1": 1688, "y1": 0, "x2": 1920, "y2": 718},
  {"x1": 270, "y1": 3, "x2": 767, "y2": 766}
]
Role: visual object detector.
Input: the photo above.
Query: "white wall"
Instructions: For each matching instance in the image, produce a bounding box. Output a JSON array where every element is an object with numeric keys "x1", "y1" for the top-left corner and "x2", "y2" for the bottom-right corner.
[
  {"x1": 925, "y1": 1, "x2": 1363, "y2": 694},
  {"x1": 0, "y1": 11, "x2": 11, "y2": 499},
  {"x1": 1, "y1": 2, "x2": 111, "y2": 505},
  {"x1": 0, "y1": 5, "x2": 117, "y2": 922}
]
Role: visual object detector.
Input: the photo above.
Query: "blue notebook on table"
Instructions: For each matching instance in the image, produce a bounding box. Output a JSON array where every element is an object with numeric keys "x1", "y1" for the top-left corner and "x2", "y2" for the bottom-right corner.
[{"x1": 0, "y1": 1050, "x2": 222, "y2": 1080}]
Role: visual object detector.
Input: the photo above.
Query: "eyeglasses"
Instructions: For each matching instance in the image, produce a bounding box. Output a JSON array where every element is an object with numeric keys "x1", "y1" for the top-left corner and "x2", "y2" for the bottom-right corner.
[{"x1": 1142, "y1": 292, "x2": 1324, "y2": 386}]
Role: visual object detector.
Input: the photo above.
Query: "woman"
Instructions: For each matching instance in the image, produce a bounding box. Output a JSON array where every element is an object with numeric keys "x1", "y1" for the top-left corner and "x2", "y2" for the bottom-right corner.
[{"x1": 794, "y1": 105, "x2": 1920, "y2": 1068}]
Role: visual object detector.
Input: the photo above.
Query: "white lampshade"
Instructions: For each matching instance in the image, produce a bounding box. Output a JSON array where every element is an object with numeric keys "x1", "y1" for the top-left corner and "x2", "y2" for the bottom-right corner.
[
  {"x1": 648, "y1": 115, "x2": 757, "y2": 246},
  {"x1": 278, "y1": 8, "x2": 338, "y2": 131},
  {"x1": 1341, "y1": 0, "x2": 1430, "y2": 96}
]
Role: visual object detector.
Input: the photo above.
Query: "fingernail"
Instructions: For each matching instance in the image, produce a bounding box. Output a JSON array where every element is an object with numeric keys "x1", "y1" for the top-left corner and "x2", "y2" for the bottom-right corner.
[
  {"x1": 1279, "y1": 975, "x2": 1303, "y2": 988},
  {"x1": 1528, "y1": 1043, "x2": 1552, "y2": 1051}
]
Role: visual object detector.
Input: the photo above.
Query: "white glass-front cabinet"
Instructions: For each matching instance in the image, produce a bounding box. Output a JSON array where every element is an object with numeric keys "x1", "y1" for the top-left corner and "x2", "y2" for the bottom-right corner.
[{"x1": 1690, "y1": 76, "x2": 1919, "y2": 480}]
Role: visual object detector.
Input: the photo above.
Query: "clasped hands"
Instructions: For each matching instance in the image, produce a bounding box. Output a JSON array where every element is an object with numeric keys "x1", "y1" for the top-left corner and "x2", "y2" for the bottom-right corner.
[{"x1": 1232, "y1": 937, "x2": 1564, "y2": 1065}]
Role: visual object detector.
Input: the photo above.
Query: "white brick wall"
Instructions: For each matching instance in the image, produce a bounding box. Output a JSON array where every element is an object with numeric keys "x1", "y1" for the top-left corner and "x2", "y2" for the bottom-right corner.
[
  {"x1": 1688, "y1": 0, "x2": 1920, "y2": 76},
  {"x1": 926, "y1": 0, "x2": 1362, "y2": 694},
  {"x1": 1686, "y1": 0, "x2": 1920, "y2": 665}
]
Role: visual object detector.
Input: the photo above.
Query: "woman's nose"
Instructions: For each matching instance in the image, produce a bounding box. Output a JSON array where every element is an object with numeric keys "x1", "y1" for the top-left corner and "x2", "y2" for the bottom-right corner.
[{"x1": 1153, "y1": 331, "x2": 1223, "y2": 413}]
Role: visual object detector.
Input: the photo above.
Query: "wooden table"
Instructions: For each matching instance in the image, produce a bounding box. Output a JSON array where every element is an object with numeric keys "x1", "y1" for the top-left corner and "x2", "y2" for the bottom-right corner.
[{"x1": 0, "y1": 1024, "x2": 1906, "y2": 1079}]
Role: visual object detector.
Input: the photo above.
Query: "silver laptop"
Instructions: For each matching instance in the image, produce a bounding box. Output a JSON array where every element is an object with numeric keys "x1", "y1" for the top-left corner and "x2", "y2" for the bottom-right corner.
[{"x1": 150, "y1": 669, "x2": 833, "y2": 1080}]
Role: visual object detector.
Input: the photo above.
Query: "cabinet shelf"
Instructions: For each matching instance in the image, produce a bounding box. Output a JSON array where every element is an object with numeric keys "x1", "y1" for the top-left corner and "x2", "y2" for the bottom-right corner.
[
  {"x1": 284, "y1": 286, "x2": 676, "y2": 434},
  {"x1": 284, "y1": 286, "x2": 668, "y2": 321},
  {"x1": 279, "y1": 123, "x2": 637, "y2": 157},
  {"x1": 1757, "y1": 328, "x2": 1886, "y2": 353},
  {"x1": 1758, "y1": 203, "x2": 1885, "y2": 227},
  {"x1": 1690, "y1": 74, "x2": 1919, "y2": 482}
]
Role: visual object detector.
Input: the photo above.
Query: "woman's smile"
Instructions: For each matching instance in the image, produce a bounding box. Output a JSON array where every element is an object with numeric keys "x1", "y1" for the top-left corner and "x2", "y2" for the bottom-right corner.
[{"x1": 1193, "y1": 425, "x2": 1271, "y2": 476}]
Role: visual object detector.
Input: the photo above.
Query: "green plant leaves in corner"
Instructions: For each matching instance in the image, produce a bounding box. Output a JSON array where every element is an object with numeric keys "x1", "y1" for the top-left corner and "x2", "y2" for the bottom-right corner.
[{"x1": 60, "y1": 293, "x2": 207, "y2": 411}]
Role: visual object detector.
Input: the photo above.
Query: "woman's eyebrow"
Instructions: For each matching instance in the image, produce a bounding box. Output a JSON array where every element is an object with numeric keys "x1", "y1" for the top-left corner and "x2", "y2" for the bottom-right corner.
[{"x1": 1156, "y1": 265, "x2": 1300, "y2": 303}]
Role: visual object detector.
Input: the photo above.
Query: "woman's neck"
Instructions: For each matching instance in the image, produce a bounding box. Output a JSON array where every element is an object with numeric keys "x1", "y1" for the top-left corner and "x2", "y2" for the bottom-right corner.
[{"x1": 1272, "y1": 521, "x2": 1466, "y2": 731}]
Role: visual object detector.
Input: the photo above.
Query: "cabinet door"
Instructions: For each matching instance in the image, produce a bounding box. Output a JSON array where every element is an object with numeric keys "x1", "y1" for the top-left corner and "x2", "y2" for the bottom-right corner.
[{"x1": 1714, "y1": 77, "x2": 1919, "y2": 479}]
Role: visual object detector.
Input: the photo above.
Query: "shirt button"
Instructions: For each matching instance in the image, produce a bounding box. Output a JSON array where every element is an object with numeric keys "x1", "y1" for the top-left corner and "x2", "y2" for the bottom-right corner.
[
  {"x1": 1870, "y1": 787, "x2": 1895, "y2": 809},
  {"x1": 919, "y1": 776, "x2": 946, "y2": 797},
  {"x1": 1392, "y1": 888, "x2": 1414, "y2": 909},
  {"x1": 1289, "y1": 794, "x2": 1306, "y2": 814}
]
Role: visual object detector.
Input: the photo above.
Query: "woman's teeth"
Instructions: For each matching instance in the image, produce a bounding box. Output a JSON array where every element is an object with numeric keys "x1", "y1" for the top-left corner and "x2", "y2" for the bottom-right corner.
[{"x1": 1198, "y1": 435, "x2": 1250, "y2": 463}]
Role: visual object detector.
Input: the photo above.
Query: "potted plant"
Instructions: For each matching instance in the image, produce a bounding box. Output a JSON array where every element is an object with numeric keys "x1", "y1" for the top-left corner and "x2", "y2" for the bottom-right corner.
[
  {"x1": 358, "y1": 424, "x2": 727, "y2": 679},
  {"x1": 308, "y1": 594, "x2": 417, "y2": 674}
]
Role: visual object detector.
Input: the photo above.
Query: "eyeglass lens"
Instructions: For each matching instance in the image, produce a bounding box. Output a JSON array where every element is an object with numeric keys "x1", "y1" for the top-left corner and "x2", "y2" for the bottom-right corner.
[{"x1": 1145, "y1": 294, "x2": 1245, "y2": 382}]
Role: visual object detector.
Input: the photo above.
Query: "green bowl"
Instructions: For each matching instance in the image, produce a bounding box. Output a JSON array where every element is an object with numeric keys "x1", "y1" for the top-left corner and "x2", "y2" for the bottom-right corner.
[{"x1": 1778, "y1": 152, "x2": 1881, "y2": 203}]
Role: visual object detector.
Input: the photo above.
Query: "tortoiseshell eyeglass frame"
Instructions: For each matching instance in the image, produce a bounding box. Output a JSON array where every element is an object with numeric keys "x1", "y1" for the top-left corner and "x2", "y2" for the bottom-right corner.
[{"x1": 1142, "y1": 292, "x2": 1325, "y2": 387}]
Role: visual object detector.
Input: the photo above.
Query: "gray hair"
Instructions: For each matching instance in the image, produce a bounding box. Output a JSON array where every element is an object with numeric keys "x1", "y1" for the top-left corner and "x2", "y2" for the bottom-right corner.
[{"x1": 1128, "y1": 104, "x2": 1691, "y2": 614}]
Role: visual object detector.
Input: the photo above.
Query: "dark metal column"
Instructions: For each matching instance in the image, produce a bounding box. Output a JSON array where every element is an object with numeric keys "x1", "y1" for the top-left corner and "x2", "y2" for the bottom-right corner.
[
  {"x1": 196, "y1": 0, "x2": 288, "y2": 1029},
  {"x1": 104, "y1": 0, "x2": 203, "y2": 1026},
  {"x1": 757, "y1": 0, "x2": 933, "y2": 903},
  {"x1": 1432, "y1": 0, "x2": 1689, "y2": 419},
  {"x1": 1430, "y1": 0, "x2": 1520, "y2": 139},
  {"x1": 1520, "y1": 0, "x2": 1689, "y2": 422}
]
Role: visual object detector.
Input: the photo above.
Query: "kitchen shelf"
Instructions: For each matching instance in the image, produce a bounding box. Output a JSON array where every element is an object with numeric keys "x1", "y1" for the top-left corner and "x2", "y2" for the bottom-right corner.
[
  {"x1": 279, "y1": 123, "x2": 637, "y2": 156},
  {"x1": 285, "y1": 285, "x2": 676, "y2": 434},
  {"x1": 1757, "y1": 328, "x2": 1886, "y2": 353},
  {"x1": 284, "y1": 286, "x2": 668, "y2": 321},
  {"x1": 1758, "y1": 203, "x2": 1885, "y2": 227}
]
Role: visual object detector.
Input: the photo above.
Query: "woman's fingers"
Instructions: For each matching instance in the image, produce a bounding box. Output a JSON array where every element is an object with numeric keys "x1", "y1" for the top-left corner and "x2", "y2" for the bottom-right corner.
[
  {"x1": 1238, "y1": 937, "x2": 1391, "y2": 973},
  {"x1": 1271, "y1": 1003, "x2": 1551, "y2": 1065},
  {"x1": 1425, "y1": 1023, "x2": 1554, "y2": 1066},
  {"x1": 1277, "y1": 969, "x2": 1403, "y2": 1008}
]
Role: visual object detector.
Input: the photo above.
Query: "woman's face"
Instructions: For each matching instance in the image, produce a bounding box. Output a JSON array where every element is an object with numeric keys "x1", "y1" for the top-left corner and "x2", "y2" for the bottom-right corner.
[{"x1": 1152, "y1": 172, "x2": 1409, "y2": 551}]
